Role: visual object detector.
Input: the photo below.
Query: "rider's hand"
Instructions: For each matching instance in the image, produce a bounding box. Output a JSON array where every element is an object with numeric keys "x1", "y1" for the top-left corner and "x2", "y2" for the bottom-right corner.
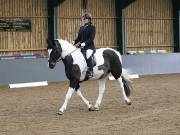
[
  {"x1": 71, "y1": 40, "x2": 75, "y2": 45},
  {"x1": 81, "y1": 42, "x2": 86, "y2": 48}
]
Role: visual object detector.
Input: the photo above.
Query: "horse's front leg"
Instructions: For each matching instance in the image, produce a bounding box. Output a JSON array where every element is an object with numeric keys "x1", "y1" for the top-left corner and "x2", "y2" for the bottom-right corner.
[
  {"x1": 58, "y1": 87, "x2": 75, "y2": 115},
  {"x1": 92, "y1": 77, "x2": 107, "y2": 111}
]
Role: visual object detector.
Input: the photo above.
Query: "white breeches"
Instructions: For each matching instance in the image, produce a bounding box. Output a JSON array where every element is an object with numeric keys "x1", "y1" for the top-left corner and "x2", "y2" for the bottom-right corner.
[{"x1": 86, "y1": 49, "x2": 93, "y2": 59}]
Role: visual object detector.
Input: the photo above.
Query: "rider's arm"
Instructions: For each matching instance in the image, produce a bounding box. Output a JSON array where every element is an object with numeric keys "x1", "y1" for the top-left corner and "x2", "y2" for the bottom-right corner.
[
  {"x1": 85, "y1": 25, "x2": 96, "y2": 45},
  {"x1": 74, "y1": 27, "x2": 82, "y2": 44}
]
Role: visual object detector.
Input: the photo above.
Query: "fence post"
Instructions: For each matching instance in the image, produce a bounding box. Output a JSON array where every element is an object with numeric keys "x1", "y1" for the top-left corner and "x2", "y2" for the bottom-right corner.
[
  {"x1": 47, "y1": 0, "x2": 55, "y2": 40},
  {"x1": 179, "y1": 10, "x2": 180, "y2": 52},
  {"x1": 115, "y1": 0, "x2": 123, "y2": 54},
  {"x1": 115, "y1": 0, "x2": 136, "y2": 55},
  {"x1": 54, "y1": 6, "x2": 58, "y2": 39},
  {"x1": 122, "y1": 9, "x2": 126, "y2": 54},
  {"x1": 172, "y1": 0, "x2": 180, "y2": 52}
]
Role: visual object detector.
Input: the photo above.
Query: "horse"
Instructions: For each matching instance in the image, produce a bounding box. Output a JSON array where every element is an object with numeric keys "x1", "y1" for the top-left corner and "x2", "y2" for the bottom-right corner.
[{"x1": 47, "y1": 39, "x2": 133, "y2": 115}]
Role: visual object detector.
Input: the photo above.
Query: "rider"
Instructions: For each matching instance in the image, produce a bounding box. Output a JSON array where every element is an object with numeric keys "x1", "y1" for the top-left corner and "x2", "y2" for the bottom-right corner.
[{"x1": 72, "y1": 12, "x2": 96, "y2": 77}]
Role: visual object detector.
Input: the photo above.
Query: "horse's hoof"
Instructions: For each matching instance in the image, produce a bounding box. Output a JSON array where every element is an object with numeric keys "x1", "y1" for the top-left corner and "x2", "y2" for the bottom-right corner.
[
  {"x1": 125, "y1": 99, "x2": 132, "y2": 105},
  {"x1": 88, "y1": 106, "x2": 99, "y2": 111},
  {"x1": 57, "y1": 110, "x2": 64, "y2": 115},
  {"x1": 88, "y1": 106, "x2": 95, "y2": 111},
  {"x1": 93, "y1": 106, "x2": 99, "y2": 111}
]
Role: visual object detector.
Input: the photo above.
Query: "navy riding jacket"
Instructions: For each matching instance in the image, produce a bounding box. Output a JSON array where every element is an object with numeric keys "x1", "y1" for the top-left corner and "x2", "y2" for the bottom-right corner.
[{"x1": 74, "y1": 22, "x2": 96, "y2": 51}]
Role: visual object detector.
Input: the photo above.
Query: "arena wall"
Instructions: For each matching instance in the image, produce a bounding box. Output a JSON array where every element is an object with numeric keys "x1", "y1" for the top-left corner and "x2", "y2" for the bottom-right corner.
[
  {"x1": 1, "y1": 53, "x2": 180, "y2": 85},
  {"x1": 0, "y1": 0, "x2": 179, "y2": 85}
]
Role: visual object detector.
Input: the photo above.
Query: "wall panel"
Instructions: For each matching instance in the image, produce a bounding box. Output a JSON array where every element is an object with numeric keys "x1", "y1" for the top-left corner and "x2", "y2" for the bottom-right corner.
[
  {"x1": 57, "y1": 0, "x2": 116, "y2": 48},
  {"x1": 124, "y1": 0, "x2": 174, "y2": 52},
  {"x1": 0, "y1": 0, "x2": 48, "y2": 55}
]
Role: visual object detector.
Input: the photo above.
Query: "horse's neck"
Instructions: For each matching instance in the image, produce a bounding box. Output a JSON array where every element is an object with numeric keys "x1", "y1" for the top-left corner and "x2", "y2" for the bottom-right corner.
[{"x1": 58, "y1": 39, "x2": 76, "y2": 58}]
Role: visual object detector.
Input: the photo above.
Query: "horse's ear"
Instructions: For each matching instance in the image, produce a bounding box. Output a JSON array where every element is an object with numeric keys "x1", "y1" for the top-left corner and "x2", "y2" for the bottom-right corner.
[
  {"x1": 47, "y1": 39, "x2": 53, "y2": 49},
  {"x1": 54, "y1": 40, "x2": 59, "y2": 44},
  {"x1": 53, "y1": 40, "x2": 61, "y2": 49}
]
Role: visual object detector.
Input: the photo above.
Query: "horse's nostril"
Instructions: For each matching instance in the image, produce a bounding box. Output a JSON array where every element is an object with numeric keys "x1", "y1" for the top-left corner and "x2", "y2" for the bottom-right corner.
[
  {"x1": 49, "y1": 65, "x2": 54, "y2": 69},
  {"x1": 49, "y1": 62, "x2": 56, "y2": 69}
]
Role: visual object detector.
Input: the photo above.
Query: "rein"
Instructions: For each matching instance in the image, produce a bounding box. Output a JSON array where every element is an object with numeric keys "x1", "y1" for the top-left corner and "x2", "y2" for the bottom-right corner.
[{"x1": 56, "y1": 43, "x2": 81, "y2": 62}]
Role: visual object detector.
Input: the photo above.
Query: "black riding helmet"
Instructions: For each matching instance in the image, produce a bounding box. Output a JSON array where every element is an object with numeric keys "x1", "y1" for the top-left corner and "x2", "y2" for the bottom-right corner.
[{"x1": 82, "y1": 12, "x2": 92, "y2": 20}]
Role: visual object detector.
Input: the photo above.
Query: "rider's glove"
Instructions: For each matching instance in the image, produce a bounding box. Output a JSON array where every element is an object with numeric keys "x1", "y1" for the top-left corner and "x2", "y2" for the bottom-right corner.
[
  {"x1": 81, "y1": 42, "x2": 86, "y2": 48},
  {"x1": 71, "y1": 40, "x2": 75, "y2": 45}
]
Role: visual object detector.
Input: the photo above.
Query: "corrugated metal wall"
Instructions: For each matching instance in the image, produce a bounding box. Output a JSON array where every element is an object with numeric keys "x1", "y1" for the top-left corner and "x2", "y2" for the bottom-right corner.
[
  {"x1": 0, "y1": 0, "x2": 48, "y2": 55},
  {"x1": 124, "y1": 0, "x2": 174, "y2": 52},
  {"x1": 57, "y1": 0, "x2": 116, "y2": 48}
]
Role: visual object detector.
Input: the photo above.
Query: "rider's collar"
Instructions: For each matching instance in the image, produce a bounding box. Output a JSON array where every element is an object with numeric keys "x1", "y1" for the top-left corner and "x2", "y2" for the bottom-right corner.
[{"x1": 84, "y1": 22, "x2": 91, "y2": 27}]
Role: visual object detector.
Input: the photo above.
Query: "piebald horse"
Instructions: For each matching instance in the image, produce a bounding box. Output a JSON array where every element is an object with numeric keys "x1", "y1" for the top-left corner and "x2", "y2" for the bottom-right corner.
[{"x1": 47, "y1": 39, "x2": 132, "y2": 115}]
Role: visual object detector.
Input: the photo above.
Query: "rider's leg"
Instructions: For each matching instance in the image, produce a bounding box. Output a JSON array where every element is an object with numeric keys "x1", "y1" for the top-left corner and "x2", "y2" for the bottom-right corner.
[
  {"x1": 86, "y1": 49, "x2": 94, "y2": 77},
  {"x1": 87, "y1": 57, "x2": 93, "y2": 71}
]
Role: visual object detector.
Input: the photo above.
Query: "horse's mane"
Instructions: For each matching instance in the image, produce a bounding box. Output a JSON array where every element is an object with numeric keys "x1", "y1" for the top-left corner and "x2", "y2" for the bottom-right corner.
[
  {"x1": 56, "y1": 39, "x2": 78, "y2": 57},
  {"x1": 57, "y1": 39, "x2": 76, "y2": 48}
]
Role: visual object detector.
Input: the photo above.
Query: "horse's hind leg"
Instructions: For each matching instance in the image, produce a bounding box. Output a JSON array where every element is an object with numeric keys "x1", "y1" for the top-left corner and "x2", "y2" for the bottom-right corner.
[
  {"x1": 117, "y1": 77, "x2": 131, "y2": 105},
  {"x1": 92, "y1": 77, "x2": 107, "y2": 111}
]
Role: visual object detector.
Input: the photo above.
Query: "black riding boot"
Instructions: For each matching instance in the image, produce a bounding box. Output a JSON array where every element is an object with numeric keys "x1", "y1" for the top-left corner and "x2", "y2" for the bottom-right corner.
[{"x1": 86, "y1": 56, "x2": 94, "y2": 77}]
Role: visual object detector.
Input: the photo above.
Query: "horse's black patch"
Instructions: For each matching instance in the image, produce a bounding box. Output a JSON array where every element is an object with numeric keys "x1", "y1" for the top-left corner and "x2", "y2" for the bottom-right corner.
[
  {"x1": 102, "y1": 50, "x2": 122, "y2": 79},
  {"x1": 62, "y1": 55, "x2": 81, "y2": 90}
]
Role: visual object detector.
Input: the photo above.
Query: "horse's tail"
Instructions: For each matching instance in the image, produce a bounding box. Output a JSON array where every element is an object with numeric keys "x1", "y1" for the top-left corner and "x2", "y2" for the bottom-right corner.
[{"x1": 121, "y1": 68, "x2": 133, "y2": 97}]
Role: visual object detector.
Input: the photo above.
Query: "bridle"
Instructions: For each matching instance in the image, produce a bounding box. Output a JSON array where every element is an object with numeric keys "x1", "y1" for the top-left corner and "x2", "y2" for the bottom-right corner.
[{"x1": 49, "y1": 43, "x2": 81, "y2": 63}]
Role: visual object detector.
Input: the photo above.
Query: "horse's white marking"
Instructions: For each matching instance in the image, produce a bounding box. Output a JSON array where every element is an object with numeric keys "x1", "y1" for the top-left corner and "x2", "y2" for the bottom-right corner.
[
  {"x1": 94, "y1": 77, "x2": 107, "y2": 109},
  {"x1": 109, "y1": 76, "x2": 115, "y2": 80},
  {"x1": 48, "y1": 49, "x2": 52, "y2": 58},
  {"x1": 71, "y1": 50, "x2": 87, "y2": 74},
  {"x1": 86, "y1": 49, "x2": 93, "y2": 59},
  {"x1": 57, "y1": 39, "x2": 76, "y2": 58},
  {"x1": 76, "y1": 89, "x2": 92, "y2": 108},
  {"x1": 58, "y1": 39, "x2": 87, "y2": 80},
  {"x1": 59, "y1": 87, "x2": 74, "y2": 113},
  {"x1": 9, "y1": 81, "x2": 48, "y2": 88}
]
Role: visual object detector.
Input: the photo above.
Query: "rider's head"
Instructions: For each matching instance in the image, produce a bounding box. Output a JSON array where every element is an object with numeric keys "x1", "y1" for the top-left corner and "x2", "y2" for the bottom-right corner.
[{"x1": 82, "y1": 12, "x2": 92, "y2": 24}]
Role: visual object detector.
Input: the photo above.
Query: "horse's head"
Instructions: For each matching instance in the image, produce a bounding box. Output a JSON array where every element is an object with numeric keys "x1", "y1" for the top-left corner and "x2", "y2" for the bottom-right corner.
[{"x1": 47, "y1": 39, "x2": 62, "y2": 69}]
